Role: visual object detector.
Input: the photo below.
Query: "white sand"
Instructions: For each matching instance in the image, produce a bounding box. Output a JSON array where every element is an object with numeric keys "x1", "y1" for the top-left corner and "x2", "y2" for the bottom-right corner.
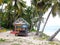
[{"x1": 0, "y1": 31, "x2": 60, "y2": 45}]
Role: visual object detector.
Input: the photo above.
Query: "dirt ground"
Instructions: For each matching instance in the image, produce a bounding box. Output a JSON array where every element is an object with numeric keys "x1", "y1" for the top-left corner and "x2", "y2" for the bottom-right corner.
[{"x1": 0, "y1": 31, "x2": 60, "y2": 45}]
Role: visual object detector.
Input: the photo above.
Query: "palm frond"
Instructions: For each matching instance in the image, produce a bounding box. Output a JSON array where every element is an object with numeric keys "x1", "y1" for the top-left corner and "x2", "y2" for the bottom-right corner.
[{"x1": 52, "y1": 3, "x2": 59, "y2": 17}]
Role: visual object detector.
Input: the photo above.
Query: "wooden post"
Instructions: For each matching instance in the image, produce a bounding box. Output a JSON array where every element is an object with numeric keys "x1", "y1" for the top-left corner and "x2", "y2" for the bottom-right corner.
[{"x1": 15, "y1": 25, "x2": 16, "y2": 31}]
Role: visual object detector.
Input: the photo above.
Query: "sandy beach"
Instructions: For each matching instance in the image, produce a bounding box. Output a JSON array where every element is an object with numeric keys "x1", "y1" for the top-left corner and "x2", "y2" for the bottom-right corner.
[{"x1": 0, "y1": 31, "x2": 60, "y2": 45}]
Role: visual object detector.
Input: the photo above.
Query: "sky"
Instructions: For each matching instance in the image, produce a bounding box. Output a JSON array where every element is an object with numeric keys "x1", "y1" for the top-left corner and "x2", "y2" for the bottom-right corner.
[
  {"x1": 24, "y1": 0, "x2": 31, "y2": 6},
  {"x1": 24, "y1": 0, "x2": 60, "y2": 40}
]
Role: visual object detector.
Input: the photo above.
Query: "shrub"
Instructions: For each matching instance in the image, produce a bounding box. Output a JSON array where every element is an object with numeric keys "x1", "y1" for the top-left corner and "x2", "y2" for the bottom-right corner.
[{"x1": 0, "y1": 38, "x2": 6, "y2": 42}]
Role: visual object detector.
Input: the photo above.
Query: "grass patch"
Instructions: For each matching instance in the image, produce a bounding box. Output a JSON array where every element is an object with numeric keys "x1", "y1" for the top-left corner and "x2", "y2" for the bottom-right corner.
[
  {"x1": 49, "y1": 41, "x2": 55, "y2": 44},
  {"x1": 0, "y1": 28, "x2": 7, "y2": 32},
  {"x1": 39, "y1": 32, "x2": 49, "y2": 40},
  {"x1": 49, "y1": 41, "x2": 60, "y2": 45},
  {"x1": 0, "y1": 38, "x2": 6, "y2": 42},
  {"x1": 30, "y1": 28, "x2": 36, "y2": 32},
  {"x1": 11, "y1": 43, "x2": 20, "y2": 45}
]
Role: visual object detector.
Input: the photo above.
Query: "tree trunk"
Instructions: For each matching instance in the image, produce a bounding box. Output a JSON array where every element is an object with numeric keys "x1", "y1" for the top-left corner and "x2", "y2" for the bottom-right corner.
[
  {"x1": 35, "y1": 11, "x2": 43, "y2": 35},
  {"x1": 30, "y1": 23, "x2": 33, "y2": 30},
  {"x1": 42, "y1": 11, "x2": 51, "y2": 32},
  {"x1": 36, "y1": 21, "x2": 41, "y2": 35},
  {"x1": 40, "y1": 8, "x2": 52, "y2": 37},
  {"x1": 14, "y1": 0, "x2": 17, "y2": 21},
  {"x1": 40, "y1": 5, "x2": 54, "y2": 37},
  {"x1": 36, "y1": 16, "x2": 41, "y2": 35},
  {"x1": 48, "y1": 29, "x2": 60, "y2": 41}
]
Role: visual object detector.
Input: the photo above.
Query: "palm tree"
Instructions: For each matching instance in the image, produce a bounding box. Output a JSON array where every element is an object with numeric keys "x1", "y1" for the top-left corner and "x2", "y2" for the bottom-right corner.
[
  {"x1": 22, "y1": 6, "x2": 33, "y2": 30},
  {"x1": 0, "y1": 0, "x2": 11, "y2": 28},
  {"x1": 31, "y1": 0, "x2": 44, "y2": 35},
  {"x1": 2, "y1": 0, "x2": 26, "y2": 28},
  {"x1": 40, "y1": 0, "x2": 60, "y2": 37},
  {"x1": 31, "y1": 0, "x2": 51, "y2": 35},
  {"x1": 36, "y1": 12, "x2": 43, "y2": 35},
  {"x1": 23, "y1": 6, "x2": 39, "y2": 31},
  {"x1": 13, "y1": 0, "x2": 26, "y2": 20},
  {"x1": 40, "y1": 4, "x2": 54, "y2": 37}
]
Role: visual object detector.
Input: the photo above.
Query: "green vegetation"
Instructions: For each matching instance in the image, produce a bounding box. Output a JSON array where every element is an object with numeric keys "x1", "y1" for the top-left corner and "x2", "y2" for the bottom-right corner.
[
  {"x1": 11, "y1": 43, "x2": 20, "y2": 45},
  {"x1": 30, "y1": 28, "x2": 36, "y2": 32},
  {"x1": 33, "y1": 32, "x2": 49, "y2": 40},
  {"x1": 49, "y1": 41, "x2": 56, "y2": 45},
  {"x1": 49, "y1": 41, "x2": 60, "y2": 45},
  {"x1": 0, "y1": 28, "x2": 7, "y2": 32},
  {"x1": 0, "y1": 38, "x2": 6, "y2": 42},
  {"x1": 41, "y1": 33, "x2": 49, "y2": 40}
]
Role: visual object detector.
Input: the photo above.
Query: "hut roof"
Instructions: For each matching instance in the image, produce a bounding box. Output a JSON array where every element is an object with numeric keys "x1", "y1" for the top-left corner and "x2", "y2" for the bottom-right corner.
[{"x1": 13, "y1": 18, "x2": 30, "y2": 26}]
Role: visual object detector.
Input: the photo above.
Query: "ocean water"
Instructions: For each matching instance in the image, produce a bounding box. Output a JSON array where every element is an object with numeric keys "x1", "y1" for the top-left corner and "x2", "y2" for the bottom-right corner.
[
  {"x1": 44, "y1": 25, "x2": 60, "y2": 40},
  {"x1": 40, "y1": 14, "x2": 60, "y2": 40}
]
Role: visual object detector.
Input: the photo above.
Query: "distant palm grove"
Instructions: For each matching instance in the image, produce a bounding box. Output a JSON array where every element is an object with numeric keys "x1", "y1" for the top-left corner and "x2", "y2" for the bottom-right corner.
[{"x1": 0, "y1": 0, "x2": 60, "y2": 41}]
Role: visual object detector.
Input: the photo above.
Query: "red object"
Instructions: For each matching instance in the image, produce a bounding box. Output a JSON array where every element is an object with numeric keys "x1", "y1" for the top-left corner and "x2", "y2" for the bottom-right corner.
[{"x1": 10, "y1": 31, "x2": 18, "y2": 34}]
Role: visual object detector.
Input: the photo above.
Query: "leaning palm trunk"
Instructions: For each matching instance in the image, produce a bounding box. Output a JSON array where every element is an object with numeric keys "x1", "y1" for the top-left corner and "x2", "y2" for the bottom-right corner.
[
  {"x1": 40, "y1": 4, "x2": 54, "y2": 37},
  {"x1": 40, "y1": 9, "x2": 52, "y2": 37},
  {"x1": 42, "y1": 10, "x2": 51, "y2": 32},
  {"x1": 48, "y1": 29, "x2": 60, "y2": 41}
]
